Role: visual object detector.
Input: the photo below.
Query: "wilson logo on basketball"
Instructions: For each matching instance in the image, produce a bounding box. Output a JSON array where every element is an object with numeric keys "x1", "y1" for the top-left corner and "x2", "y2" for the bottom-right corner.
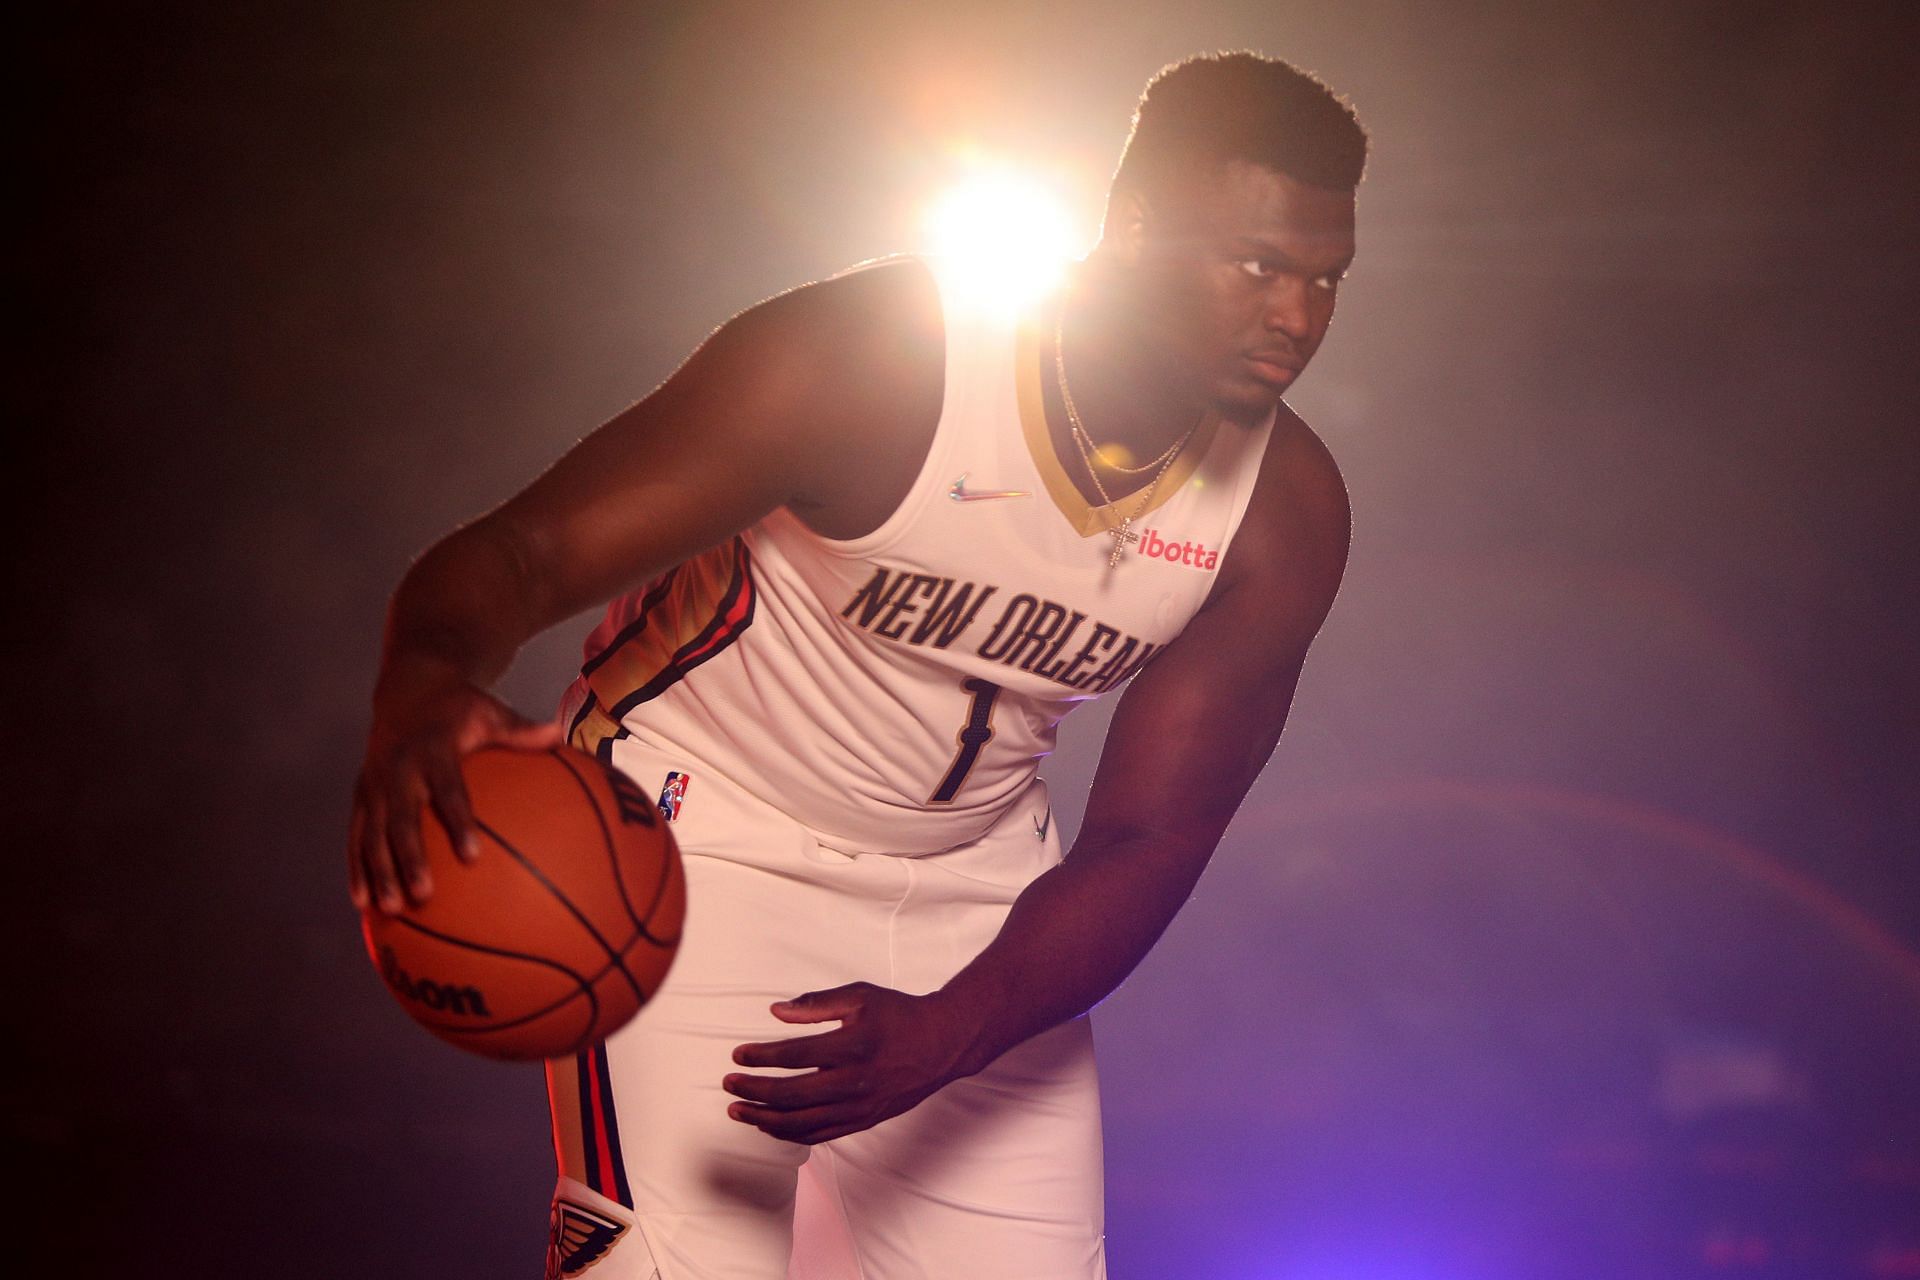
[
  {"x1": 379, "y1": 945, "x2": 493, "y2": 1018},
  {"x1": 606, "y1": 769, "x2": 660, "y2": 827},
  {"x1": 1135, "y1": 528, "x2": 1219, "y2": 570}
]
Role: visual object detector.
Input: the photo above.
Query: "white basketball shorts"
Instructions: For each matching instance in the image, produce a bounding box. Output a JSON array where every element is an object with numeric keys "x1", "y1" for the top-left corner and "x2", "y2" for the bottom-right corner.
[{"x1": 542, "y1": 740, "x2": 1107, "y2": 1280}]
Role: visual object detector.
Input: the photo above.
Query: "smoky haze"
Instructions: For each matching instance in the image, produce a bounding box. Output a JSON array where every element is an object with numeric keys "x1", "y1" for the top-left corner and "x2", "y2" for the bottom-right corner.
[{"x1": 15, "y1": 2, "x2": 1918, "y2": 1277}]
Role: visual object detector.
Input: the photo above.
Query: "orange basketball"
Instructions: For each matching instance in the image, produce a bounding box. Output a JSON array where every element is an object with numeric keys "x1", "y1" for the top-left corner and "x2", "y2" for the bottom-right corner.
[{"x1": 361, "y1": 745, "x2": 684, "y2": 1061}]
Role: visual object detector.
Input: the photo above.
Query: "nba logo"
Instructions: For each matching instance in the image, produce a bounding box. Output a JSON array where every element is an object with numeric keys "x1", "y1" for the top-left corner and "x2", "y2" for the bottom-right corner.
[{"x1": 657, "y1": 771, "x2": 690, "y2": 822}]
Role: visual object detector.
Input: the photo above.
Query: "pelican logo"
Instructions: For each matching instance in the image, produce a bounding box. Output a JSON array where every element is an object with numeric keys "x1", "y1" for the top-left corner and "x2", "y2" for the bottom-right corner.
[
  {"x1": 546, "y1": 1198, "x2": 629, "y2": 1277},
  {"x1": 379, "y1": 946, "x2": 492, "y2": 1018}
]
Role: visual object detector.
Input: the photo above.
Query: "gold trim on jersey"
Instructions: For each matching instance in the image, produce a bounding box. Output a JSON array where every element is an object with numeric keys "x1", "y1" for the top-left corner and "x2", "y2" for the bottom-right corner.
[
  {"x1": 547, "y1": 1055, "x2": 588, "y2": 1179},
  {"x1": 567, "y1": 538, "x2": 758, "y2": 759},
  {"x1": 1014, "y1": 321, "x2": 1219, "y2": 538},
  {"x1": 568, "y1": 700, "x2": 625, "y2": 763}
]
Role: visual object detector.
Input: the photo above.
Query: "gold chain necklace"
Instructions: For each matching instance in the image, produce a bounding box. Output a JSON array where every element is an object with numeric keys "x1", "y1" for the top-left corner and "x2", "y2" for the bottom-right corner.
[
  {"x1": 1054, "y1": 321, "x2": 1203, "y2": 567},
  {"x1": 1054, "y1": 322, "x2": 1191, "y2": 475}
]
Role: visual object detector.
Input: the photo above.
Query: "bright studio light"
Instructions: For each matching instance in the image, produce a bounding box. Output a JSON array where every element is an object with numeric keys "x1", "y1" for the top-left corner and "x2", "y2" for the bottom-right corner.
[{"x1": 921, "y1": 168, "x2": 1077, "y2": 314}]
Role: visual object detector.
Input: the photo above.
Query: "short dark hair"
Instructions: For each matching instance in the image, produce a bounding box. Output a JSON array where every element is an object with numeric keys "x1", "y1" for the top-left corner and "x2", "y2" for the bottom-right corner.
[{"x1": 1112, "y1": 52, "x2": 1369, "y2": 202}]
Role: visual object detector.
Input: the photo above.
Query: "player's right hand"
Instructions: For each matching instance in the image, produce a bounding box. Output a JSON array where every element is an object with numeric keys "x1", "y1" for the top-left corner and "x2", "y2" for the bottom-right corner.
[{"x1": 349, "y1": 657, "x2": 563, "y2": 914}]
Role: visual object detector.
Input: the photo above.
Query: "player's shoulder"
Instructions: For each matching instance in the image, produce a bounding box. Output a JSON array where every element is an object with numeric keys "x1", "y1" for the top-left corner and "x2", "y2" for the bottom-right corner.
[
  {"x1": 733, "y1": 255, "x2": 943, "y2": 366},
  {"x1": 698, "y1": 257, "x2": 945, "y2": 514},
  {"x1": 1217, "y1": 402, "x2": 1351, "y2": 611},
  {"x1": 707, "y1": 256, "x2": 943, "y2": 432},
  {"x1": 1263, "y1": 403, "x2": 1349, "y2": 526}
]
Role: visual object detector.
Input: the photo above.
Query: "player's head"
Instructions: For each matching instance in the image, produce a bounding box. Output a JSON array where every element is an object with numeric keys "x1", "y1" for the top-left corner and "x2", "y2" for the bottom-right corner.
[
  {"x1": 1098, "y1": 53, "x2": 1368, "y2": 419},
  {"x1": 1109, "y1": 52, "x2": 1368, "y2": 215}
]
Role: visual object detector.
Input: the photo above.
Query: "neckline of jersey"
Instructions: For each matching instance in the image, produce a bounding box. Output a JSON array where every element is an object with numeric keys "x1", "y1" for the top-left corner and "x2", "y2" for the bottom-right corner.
[{"x1": 1013, "y1": 319, "x2": 1221, "y2": 539}]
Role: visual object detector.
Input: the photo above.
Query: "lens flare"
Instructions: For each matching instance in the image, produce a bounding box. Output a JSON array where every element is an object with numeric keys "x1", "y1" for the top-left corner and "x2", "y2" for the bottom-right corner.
[{"x1": 920, "y1": 167, "x2": 1077, "y2": 315}]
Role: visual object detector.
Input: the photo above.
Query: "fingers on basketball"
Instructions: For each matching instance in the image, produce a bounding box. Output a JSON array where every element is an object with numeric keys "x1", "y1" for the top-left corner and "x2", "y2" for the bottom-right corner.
[{"x1": 360, "y1": 745, "x2": 685, "y2": 1061}]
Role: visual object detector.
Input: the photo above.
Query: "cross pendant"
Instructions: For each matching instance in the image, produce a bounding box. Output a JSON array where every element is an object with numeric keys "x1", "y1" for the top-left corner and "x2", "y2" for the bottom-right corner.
[{"x1": 1107, "y1": 518, "x2": 1139, "y2": 567}]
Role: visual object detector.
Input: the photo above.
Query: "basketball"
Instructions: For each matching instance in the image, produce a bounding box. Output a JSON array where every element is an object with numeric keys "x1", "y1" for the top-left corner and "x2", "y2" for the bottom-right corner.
[{"x1": 361, "y1": 745, "x2": 684, "y2": 1061}]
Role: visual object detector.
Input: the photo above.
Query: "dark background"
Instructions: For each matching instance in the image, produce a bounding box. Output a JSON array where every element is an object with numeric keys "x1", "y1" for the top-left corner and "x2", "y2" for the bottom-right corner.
[{"x1": 15, "y1": 3, "x2": 1919, "y2": 1277}]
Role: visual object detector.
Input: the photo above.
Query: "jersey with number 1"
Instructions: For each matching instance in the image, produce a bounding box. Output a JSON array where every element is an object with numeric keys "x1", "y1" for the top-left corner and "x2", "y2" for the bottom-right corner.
[{"x1": 558, "y1": 260, "x2": 1275, "y2": 857}]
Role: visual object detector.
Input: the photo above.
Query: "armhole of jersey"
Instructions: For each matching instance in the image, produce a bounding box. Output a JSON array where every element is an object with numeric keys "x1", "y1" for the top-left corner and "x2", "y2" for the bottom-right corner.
[
  {"x1": 798, "y1": 255, "x2": 969, "y2": 561},
  {"x1": 1196, "y1": 405, "x2": 1279, "y2": 606}
]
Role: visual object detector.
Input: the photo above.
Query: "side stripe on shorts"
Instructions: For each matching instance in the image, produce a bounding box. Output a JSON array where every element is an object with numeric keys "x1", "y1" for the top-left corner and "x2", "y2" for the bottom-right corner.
[
  {"x1": 548, "y1": 1042, "x2": 634, "y2": 1209},
  {"x1": 579, "y1": 1043, "x2": 633, "y2": 1207}
]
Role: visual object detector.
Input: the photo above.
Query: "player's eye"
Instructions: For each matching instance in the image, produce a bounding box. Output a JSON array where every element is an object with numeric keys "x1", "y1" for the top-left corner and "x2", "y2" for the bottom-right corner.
[
  {"x1": 1309, "y1": 271, "x2": 1345, "y2": 291},
  {"x1": 1234, "y1": 258, "x2": 1279, "y2": 280}
]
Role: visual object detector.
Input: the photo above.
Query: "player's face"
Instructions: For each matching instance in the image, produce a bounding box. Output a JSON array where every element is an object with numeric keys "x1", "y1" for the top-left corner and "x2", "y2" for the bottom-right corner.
[{"x1": 1133, "y1": 160, "x2": 1357, "y2": 420}]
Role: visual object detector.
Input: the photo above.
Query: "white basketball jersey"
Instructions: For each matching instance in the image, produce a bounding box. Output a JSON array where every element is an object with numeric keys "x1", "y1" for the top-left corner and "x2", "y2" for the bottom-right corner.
[{"x1": 559, "y1": 260, "x2": 1275, "y2": 856}]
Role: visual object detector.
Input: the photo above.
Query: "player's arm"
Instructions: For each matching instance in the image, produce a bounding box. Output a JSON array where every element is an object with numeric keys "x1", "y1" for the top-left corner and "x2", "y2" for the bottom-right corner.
[
  {"x1": 350, "y1": 262, "x2": 942, "y2": 913},
  {"x1": 725, "y1": 411, "x2": 1350, "y2": 1142},
  {"x1": 933, "y1": 419, "x2": 1348, "y2": 1069}
]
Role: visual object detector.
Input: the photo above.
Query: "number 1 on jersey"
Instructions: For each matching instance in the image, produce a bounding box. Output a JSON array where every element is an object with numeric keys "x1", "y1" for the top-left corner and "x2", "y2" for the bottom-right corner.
[{"x1": 928, "y1": 677, "x2": 1002, "y2": 804}]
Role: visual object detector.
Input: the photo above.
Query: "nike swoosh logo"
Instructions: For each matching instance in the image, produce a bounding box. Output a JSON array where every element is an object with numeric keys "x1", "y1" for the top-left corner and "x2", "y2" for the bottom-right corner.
[
  {"x1": 1034, "y1": 807, "x2": 1051, "y2": 841},
  {"x1": 950, "y1": 473, "x2": 1031, "y2": 502}
]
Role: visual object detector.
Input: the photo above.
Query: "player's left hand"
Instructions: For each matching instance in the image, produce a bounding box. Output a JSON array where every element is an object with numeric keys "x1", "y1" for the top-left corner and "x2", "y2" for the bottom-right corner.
[{"x1": 724, "y1": 982, "x2": 974, "y2": 1145}]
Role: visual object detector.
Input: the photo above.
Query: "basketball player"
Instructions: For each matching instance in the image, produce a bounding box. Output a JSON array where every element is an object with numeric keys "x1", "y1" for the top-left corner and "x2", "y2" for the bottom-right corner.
[{"x1": 350, "y1": 53, "x2": 1364, "y2": 1279}]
